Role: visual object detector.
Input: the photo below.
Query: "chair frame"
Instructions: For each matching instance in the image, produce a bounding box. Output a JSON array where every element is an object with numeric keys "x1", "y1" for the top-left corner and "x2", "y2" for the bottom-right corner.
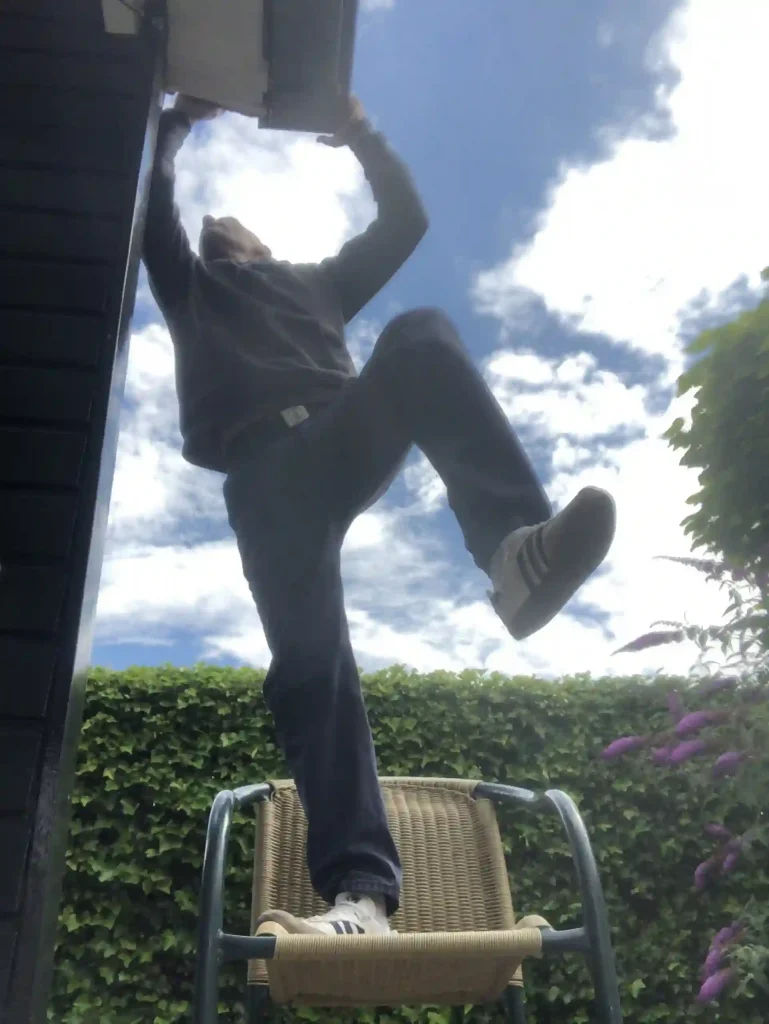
[{"x1": 192, "y1": 780, "x2": 623, "y2": 1024}]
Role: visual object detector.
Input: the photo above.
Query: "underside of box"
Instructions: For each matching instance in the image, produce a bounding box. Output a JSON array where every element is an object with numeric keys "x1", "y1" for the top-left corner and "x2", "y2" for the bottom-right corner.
[{"x1": 101, "y1": 0, "x2": 358, "y2": 133}]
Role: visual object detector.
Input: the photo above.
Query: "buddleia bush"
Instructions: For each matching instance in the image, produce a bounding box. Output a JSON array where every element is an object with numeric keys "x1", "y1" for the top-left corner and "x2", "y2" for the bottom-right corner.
[{"x1": 601, "y1": 553, "x2": 769, "y2": 1009}]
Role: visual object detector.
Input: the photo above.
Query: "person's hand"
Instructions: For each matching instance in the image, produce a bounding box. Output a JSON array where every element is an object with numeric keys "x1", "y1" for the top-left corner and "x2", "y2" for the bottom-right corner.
[
  {"x1": 174, "y1": 94, "x2": 222, "y2": 122},
  {"x1": 317, "y1": 95, "x2": 367, "y2": 148}
]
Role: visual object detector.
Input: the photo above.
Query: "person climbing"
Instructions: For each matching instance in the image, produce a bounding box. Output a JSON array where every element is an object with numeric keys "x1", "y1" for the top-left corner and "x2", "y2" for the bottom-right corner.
[{"x1": 143, "y1": 92, "x2": 616, "y2": 939}]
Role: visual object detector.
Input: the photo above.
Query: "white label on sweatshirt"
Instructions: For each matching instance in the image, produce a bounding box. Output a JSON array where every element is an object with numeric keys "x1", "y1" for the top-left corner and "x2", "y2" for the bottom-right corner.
[{"x1": 281, "y1": 406, "x2": 310, "y2": 427}]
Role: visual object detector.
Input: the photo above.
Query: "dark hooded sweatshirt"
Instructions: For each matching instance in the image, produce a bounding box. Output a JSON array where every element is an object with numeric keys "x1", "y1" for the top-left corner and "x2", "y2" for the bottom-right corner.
[{"x1": 142, "y1": 108, "x2": 429, "y2": 474}]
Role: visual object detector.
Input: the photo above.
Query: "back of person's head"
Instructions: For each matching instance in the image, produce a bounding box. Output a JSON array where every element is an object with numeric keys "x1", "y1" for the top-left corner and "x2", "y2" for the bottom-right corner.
[{"x1": 200, "y1": 215, "x2": 272, "y2": 263}]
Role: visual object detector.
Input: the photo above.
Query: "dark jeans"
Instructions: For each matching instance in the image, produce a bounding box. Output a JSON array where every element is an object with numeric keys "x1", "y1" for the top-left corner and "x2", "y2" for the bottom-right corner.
[{"x1": 222, "y1": 308, "x2": 551, "y2": 915}]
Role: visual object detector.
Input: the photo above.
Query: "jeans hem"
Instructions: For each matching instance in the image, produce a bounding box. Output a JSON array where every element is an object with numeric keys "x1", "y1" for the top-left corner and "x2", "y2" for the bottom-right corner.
[{"x1": 328, "y1": 872, "x2": 401, "y2": 917}]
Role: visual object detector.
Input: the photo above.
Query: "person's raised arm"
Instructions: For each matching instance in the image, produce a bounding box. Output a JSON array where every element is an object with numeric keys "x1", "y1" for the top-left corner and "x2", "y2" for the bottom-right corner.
[
  {"x1": 318, "y1": 98, "x2": 429, "y2": 324},
  {"x1": 142, "y1": 94, "x2": 220, "y2": 313}
]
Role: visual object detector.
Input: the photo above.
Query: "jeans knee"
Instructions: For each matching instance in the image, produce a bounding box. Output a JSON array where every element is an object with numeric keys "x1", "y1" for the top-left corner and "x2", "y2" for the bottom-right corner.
[
  {"x1": 264, "y1": 654, "x2": 327, "y2": 712},
  {"x1": 378, "y1": 307, "x2": 460, "y2": 360},
  {"x1": 388, "y1": 306, "x2": 455, "y2": 335},
  {"x1": 263, "y1": 636, "x2": 353, "y2": 710}
]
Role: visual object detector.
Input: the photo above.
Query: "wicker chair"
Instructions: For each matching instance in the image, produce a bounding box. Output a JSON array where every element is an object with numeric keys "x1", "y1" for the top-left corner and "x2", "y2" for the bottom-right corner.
[{"x1": 193, "y1": 777, "x2": 623, "y2": 1023}]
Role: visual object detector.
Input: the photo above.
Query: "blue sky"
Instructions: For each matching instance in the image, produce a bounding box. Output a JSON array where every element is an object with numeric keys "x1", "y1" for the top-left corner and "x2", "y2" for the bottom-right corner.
[{"x1": 93, "y1": 0, "x2": 769, "y2": 679}]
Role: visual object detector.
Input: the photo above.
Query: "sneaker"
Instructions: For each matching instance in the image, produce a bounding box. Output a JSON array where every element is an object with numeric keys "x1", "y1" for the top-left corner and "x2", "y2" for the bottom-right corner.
[
  {"x1": 255, "y1": 892, "x2": 392, "y2": 937},
  {"x1": 489, "y1": 486, "x2": 616, "y2": 641}
]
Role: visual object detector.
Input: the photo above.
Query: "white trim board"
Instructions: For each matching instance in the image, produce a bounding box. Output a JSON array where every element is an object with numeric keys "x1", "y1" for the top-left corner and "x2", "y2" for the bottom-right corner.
[{"x1": 101, "y1": 0, "x2": 269, "y2": 117}]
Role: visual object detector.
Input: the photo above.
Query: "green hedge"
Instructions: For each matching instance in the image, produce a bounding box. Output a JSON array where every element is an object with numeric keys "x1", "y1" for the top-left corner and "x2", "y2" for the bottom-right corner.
[{"x1": 48, "y1": 666, "x2": 768, "y2": 1024}]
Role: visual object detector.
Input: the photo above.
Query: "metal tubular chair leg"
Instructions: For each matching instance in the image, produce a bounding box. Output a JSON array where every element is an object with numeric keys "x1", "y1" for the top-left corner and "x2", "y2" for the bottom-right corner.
[
  {"x1": 193, "y1": 784, "x2": 272, "y2": 1024},
  {"x1": 543, "y1": 789, "x2": 622, "y2": 1024},
  {"x1": 476, "y1": 782, "x2": 623, "y2": 1024},
  {"x1": 246, "y1": 985, "x2": 271, "y2": 1024},
  {"x1": 503, "y1": 986, "x2": 526, "y2": 1024},
  {"x1": 193, "y1": 790, "x2": 235, "y2": 1024}
]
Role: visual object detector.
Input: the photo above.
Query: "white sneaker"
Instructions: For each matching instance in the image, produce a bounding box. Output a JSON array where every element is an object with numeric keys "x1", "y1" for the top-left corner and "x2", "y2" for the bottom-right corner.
[
  {"x1": 489, "y1": 486, "x2": 616, "y2": 641},
  {"x1": 256, "y1": 892, "x2": 393, "y2": 937}
]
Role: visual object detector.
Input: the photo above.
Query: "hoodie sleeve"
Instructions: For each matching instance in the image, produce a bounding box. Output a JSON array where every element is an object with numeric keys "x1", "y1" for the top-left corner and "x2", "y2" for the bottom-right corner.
[
  {"x1": 320, "y1": 119, "x2": 429, "y2": 324},
  {"x1": 142, "y1": 108, "x2": 198, "y2": 314}
]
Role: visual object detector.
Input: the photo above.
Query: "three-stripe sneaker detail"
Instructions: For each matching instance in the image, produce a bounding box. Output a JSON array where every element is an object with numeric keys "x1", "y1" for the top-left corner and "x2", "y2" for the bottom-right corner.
[
  {"x1": 255, "y1": 892, "x2": 392, "y2": 938},
  {"x1": 329, "y1": 919, "x2": 365, "y2": 935},
  {"x1": 512, "y1": 522, "x2": 551, "y2": 596},
  {"x1": 489, "y1": 486, "x2": 616, "y2": 641}
]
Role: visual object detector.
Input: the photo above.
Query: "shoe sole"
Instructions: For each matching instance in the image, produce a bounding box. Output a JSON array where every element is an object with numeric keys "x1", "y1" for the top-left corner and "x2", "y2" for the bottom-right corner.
[
  {"x1": 255, "y1": 911, "x2": 390, "y2": 937},
  {"x1": 256, "y1": 910, "x2": 326, "y2": 936},
  {"x1": 506, "y1": 486, "x2": 616, "y2": 641}
]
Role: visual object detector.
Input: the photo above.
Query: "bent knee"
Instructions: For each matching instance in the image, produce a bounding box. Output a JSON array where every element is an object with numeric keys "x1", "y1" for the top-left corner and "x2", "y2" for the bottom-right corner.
[
  {"x1": 378, "y1": 307, "x2": 460, "y2": 356},
  {"x1": 386, "y1": 306, "x2": 455, "y2": 334}
]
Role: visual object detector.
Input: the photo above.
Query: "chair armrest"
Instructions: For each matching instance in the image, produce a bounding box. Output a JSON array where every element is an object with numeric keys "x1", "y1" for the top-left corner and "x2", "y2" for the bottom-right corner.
[
  {"x1": 194, "y1": 784, "x2": 272, "y2": 1019},
  {"x1": 476, "y1": 782, "x2": 622, "y2": 1023},
  {"x1": 474, "y1": 781, "x2": 541, "y2": 807},
  {"x1": 233, "y1": 782, "x2": 273, "y2": 809}
]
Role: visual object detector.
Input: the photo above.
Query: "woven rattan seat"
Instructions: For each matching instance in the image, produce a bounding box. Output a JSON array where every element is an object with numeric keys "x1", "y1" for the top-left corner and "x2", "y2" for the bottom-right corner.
[{"x1": 247, "y1": 778, "x2": 547, "y2": 1006}]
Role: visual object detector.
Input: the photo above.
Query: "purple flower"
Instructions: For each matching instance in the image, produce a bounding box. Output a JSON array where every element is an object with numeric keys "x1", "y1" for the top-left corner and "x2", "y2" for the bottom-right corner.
[
  {"x1": 721, "y1": 851, "x2": 740, "y2": 874},
  {"x1": 701, "y1": 945, "x2": 726, "y2": 978},
  {"x1": 669, "y1": 738, "x2": 708, "y2": 764},
  {"x1": 711, "y1": 922, "x2": 744, "y2": 949},
  {"x1": 712, "y1": 751, "x2": 746, "y2": 778},
  {"x1": 613, "y1": 629, "x2": 684, "y2": 654},
  {"x1": 601, "y1": 735, "x2": 647, "y2": 760},
  {"x1": 650, "y1": 745, "x2": 674, "y2": 766},
  {"x1": 694, "y1": 857, "x2": 716, "y2": 892},
  {"x1": 704, "y1": 824, "x2": 732, "y2": 841},
  {"x1": 667, "y1": 690, "x2": 685, "y2": 722},
  {"x1": 699, "y1": 676, "x2": 737, "y2": 696},
  {"x1": 674, "y1": 710, "x2": 726, "y2": 737},
  {"x1": 696, "y1": 967, "x2": 736, "y2": 1004}
]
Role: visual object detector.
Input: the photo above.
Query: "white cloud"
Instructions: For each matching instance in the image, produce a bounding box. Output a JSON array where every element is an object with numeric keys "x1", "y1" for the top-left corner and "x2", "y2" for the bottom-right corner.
[
  {"x1": 175, "y1": 112, "x2": 373, "y2": 264},
  {"x1": 474, "y1": 0, "x2": 769, "y2": 363},
  {"x1": 487, "y1": 349, "x2": 653, "y2": 440},
  {"x1": 361, "y1": 0, "x2": 395, "y2": 11},
  {"x1": 597, "y1": 21, "x2": 615, "y2": 49},
  {"x1": 108, "y1": 324, "x2": 226, "y2": 548},
  {"x1": 346, "y1": 318, "x2": 381, "y2": 372}
]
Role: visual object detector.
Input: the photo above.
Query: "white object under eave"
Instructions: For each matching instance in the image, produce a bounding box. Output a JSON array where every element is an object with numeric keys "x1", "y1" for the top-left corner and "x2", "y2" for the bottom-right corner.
[{"x1": 101, "y1": 0, "x2": 270, "y2": 118}]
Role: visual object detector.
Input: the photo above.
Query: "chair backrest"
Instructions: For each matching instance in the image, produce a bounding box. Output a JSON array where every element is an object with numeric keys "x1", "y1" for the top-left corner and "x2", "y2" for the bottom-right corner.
[{"x1": 251, "y1": 777, "x2": 516, "y2": 935}]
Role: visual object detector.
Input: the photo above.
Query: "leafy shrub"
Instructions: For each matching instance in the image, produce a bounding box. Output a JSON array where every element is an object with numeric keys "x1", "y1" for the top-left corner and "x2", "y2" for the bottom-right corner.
[
  {"x1": 602, "y1": 554, "x2": 769, "y2": 1011},
  {"x1": 665, "y1": 272, "x2": 769, "y2": 576}
]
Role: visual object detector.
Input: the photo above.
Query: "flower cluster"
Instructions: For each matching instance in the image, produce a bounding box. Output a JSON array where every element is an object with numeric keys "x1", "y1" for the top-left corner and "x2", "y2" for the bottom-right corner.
[
  {"x1": 693, "y1": 825, "x2": 747, "y2": 892},
  {"x1": 600, "y1": 681, "x2": 739, "y2": 775},
  {"x1": 696, "y1": 923, "x2": 744, "y2": 1004},
  {"x1": 600, "y1": 552, "x2": 769, "y2": 1007}
]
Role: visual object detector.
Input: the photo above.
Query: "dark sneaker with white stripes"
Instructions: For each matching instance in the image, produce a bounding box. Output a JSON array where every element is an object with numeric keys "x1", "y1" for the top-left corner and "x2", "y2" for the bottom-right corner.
[
  {"x1": 256, "y1": 892, "x2": 392, "y2": 937},
  {"x1": 489, "y1": 486, "x2": 616, "y2": 641}
]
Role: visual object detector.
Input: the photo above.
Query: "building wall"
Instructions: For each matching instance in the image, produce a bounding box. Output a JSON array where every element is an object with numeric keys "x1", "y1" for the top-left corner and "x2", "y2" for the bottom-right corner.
[{"x1": 0, "y1": 3, "x2": 159, "y2": 1020}]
